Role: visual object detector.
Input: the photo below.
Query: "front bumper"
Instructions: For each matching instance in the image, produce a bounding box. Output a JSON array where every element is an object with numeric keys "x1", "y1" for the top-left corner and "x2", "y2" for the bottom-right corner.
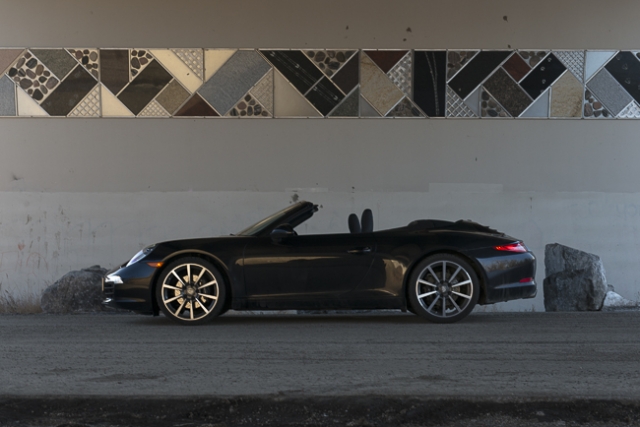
[{"x1": 102, "y1": 262, "x2": 159, "y2": 314}]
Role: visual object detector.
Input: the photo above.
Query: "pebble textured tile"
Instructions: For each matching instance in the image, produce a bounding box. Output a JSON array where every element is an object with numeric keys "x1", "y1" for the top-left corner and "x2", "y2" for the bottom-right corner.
[
  {"x1": 172, "y1": 48, "x2": 204, "y2": 80},
  {"x1": 305, "y1": 50, "x2": 355, "y2": 77},
  {"x1": 68, "y1": 84, "x2": 100, "y2": 117},
  {"x1": 446, "y1": 86, "x2": 477, "y2": 118},
  {"x1": 226, "y1": 93, "x2": 270, "y2": 117},
  {"x1": 0, "y1": 49, "x2": 24, "y2": 74},
  {"x1": 387, "y1": 51, "x2": 412, "y2": 96},
  {"x1": 7, "y1": 51, "x2": 58, "y2": 103},
  {"x1": 480, "y1": 87, "x2": 509, "y2": 117},
  {"x1": 130, "y1": 49, "x2": 153, "y2": 79},
  {"x1": 446, "y1": 50, "x2": 478, "y2": 81},
  {"x1": 586, "y1": 68, "x2": 632, "y2": 116},
  {"x1": 68, "y1": 49, "x2": 100, "y2": 80},
  {"x1": 583, "y1": 89, "x2": 612, "y2": 119},
  {"x1": 617, "y1": 101, "x2": 640, "y2": 118},
  {"x1": 554, "y1": 50, "x2": 585, "y2": 82},
  {"x1": 550, "y1": 71, "x2": 583, "y2": 118}
]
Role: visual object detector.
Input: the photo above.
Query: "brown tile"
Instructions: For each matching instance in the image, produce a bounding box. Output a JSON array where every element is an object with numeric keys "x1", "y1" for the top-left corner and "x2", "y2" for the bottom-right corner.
[
  {"x1": 363, "y1": 50, "x2": 408, "y2": 73},
  {"x1": 156, "y1": 80, "x2": 190, "y2": 114},
  {"x1": 502, "y1": 53, "x2": 530, "y2": 82},
  {"x1": 0, "y1": 49, "x2": 24, "y2": 74},
  {"x1": 175, "y1": 93, "x2": 218, "y2": 116}
]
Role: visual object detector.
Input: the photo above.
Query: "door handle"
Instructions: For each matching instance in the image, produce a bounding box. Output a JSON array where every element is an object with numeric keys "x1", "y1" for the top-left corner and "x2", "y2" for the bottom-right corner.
[{"x1": 347, "y1": 247, "x2": 372, "y2": 254}]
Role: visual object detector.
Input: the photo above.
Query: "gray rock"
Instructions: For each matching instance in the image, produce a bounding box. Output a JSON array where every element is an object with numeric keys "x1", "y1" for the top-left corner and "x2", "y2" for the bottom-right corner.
[
  {"x1": 41, "y1": 266, "x2": 112, "y2": 314},
  {"x1": 543, "y1": 243, "x2": 608, "y2": 311},
  {"x1": 602, "y1": 291, "x2": 640, "y2": 311}
]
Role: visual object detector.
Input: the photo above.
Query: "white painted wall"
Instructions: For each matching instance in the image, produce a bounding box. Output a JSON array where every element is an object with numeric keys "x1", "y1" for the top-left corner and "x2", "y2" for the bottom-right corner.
[{"x1": 2, "y1": 1, "x2": 640, "y2": 309}]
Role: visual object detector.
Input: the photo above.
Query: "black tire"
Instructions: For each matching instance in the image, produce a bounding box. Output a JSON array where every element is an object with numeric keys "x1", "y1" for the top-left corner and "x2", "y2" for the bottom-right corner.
[
  {"x1": 408, "y1": 254, "x2": 479, "y2": 324},
  {"x1": 155, "y1": 257, "x2": 227, "y2": 325}
]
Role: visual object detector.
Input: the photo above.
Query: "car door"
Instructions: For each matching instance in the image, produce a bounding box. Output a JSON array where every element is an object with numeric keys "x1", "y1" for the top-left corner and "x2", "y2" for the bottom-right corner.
[{"x1": 243, "y1": 233, "x2": 376, "y2": 299}]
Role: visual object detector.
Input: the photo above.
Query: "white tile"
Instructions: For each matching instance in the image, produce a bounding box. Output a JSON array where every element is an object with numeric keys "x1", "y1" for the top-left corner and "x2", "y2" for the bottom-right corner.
[
  {"x1": 520, "y1": 89, "x2": 549, "y2": 117},
  {"x1": 273, "y1": 70, "x2": 320, "y2": 117},
  {"x1": 17, "y1": 88, "x2": 48, "y2": 116},
  {"x1": 204, "y1": 49, "x2": 236, "y2": 81},
  {"x1": 150, "y1": 49, "x2": 203, "y2": 93},
  {"x1": 101, "y1": 84, "x2": 134, "y2": 117},
  {"x1": 585, "y1": 51, "x2": 617, "y2": 82}
]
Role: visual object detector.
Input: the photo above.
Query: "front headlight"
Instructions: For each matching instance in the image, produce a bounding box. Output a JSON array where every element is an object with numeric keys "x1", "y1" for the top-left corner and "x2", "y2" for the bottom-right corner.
[{"x1": 126, "y1": 245, "x2": 156, "y2": 267}]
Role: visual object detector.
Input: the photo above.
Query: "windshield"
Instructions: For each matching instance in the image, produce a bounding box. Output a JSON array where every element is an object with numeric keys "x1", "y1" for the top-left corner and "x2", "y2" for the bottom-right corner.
[{"x1": 237, "y1": 204, "x2": 303, "y2": 236}]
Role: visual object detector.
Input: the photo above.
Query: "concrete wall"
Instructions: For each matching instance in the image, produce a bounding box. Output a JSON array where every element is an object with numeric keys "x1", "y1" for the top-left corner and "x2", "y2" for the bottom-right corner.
[{"x1": 2, "y1": 1, "x2": 640, "y2": 309}]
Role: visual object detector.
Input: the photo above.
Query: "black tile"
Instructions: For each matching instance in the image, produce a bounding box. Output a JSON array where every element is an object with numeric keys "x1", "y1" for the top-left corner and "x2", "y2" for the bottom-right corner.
[
  {"x1": 483, "y1": 68, "x2": 532, "y2": 117},
  {"x1": 605, "y1": 51, "x2": 640, "y2": 103},
  {"x1": 100, "y1": 49, "x2": 129, "y2": 95},
  {"x1": 519, "y1": 53, "x2": 567, "y2": 99},
  {"x1": 305, "y1": 76, "x2": 345, "y2": 116},
  {"x1": 331, "y1": 52, "x2": 359, "y2": 94},
  {"x1": 448, "y1": 51, "x2": 511, "y2": 99},
  {"x1": 261, "y1": 50, "x2": 323, "y2": 94},
  {"x1": 118, "y1": 60, "x2": 173, "y2": 115},
  {"x1": 41, "y1": 65, "x2": 97, "y2": 116},
  {"x1": 413, "y1": 50, "x2": 447, "y2": 117}
]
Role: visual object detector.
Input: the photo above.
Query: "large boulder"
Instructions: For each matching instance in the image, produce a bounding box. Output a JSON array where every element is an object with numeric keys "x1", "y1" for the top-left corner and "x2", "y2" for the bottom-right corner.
[
  {"x1": 41, "y1": 265, "x2": 111, "y2": 314},
  {"x1": 543, "y1": 243, "x2": 608, "y2": 311}
]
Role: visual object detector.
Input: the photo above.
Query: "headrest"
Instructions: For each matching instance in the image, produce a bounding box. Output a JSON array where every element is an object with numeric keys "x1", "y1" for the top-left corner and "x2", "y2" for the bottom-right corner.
[
  {"x1": 361, "y1": 209, "x2": 373, "y2": 233},
  {"x1": 348, "y1": 213, "x2": 361, "y2": 234}
]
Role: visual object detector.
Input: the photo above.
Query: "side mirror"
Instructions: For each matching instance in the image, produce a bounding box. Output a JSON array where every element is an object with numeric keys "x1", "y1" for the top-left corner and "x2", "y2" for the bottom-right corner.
[{"x1": 271, "y1": 223, "x2": 295, "y2": 243}]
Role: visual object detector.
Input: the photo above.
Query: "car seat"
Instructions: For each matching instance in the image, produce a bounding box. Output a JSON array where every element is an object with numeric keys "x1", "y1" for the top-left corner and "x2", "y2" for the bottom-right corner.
[
  {"x1": 361, "y1": 209, "x2": 373, "y2": 233},
  {"x1": 348, "y1": 213, "x2": 361, "y2": 233}
]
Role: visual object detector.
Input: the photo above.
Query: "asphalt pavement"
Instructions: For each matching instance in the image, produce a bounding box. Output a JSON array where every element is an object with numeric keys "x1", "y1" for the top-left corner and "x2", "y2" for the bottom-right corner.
[{"x1": 1, "y1": 311, "x2": 639, "y2": 400}]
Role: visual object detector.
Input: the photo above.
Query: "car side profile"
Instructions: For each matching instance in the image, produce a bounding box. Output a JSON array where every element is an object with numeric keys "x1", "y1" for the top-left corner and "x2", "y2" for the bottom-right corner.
[{"x1": 103, "y1": 201, "x2": 536, "y2": 324}]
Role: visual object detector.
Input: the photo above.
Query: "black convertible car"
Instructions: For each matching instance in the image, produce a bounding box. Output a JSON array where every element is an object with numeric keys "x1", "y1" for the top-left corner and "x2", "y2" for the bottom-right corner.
[{"x1": 103, "y1": 201, "x2": 536, "y2": 324}]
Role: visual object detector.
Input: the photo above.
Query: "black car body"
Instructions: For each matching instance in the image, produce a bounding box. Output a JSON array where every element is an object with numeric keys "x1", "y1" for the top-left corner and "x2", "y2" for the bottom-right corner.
[{"x1": 103, "y1": 201, "x2": 536, "y2": 324}]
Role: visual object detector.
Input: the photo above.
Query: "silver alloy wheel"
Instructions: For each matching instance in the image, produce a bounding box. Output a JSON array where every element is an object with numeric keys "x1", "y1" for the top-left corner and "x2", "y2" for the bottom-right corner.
[
  {"x1": 415, "y1": 260, "x2": 474, "y2": 318},
  {"x1": 160, "y1": 263, "x2": 219, "y2": 321}
]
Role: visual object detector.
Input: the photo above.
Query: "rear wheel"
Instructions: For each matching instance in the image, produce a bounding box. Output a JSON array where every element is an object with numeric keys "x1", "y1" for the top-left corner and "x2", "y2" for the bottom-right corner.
[
  {"x1": 408, "y1": 254, "x2": 479, "y2": 323},
  {"x1": 156, "y1": 257, "x2": 226, "y2": 325}
]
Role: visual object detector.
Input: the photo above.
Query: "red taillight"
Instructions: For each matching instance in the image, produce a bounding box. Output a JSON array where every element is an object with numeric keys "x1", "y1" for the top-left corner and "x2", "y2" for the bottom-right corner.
[
  {"x1": 519, "y1": 277, "x2": 533, "y2": 283},
  {"x1": 495, "y1": 242, "x2": 527, "y2": 253}
]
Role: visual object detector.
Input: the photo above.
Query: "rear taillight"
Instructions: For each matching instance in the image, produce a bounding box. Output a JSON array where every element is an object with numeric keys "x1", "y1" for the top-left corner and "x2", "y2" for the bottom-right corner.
[{"x1": 494, "y1": 242, "x2": 527, "y2": 253}]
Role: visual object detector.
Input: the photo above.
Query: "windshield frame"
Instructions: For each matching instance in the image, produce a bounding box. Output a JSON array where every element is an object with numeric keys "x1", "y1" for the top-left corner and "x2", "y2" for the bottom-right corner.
[{"x1": 236, "y1": 202, "x2": 314, "y2": 237}]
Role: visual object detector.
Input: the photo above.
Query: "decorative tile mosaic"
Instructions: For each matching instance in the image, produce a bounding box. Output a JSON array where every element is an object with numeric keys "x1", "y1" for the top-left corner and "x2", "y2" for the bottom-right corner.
[
  {"x1": 0, "y1": 47, "x2": 639, "y2": 119},
  {"x1": 68, "y1": 84, "x2": 100, "y2": 117},
  {"x1": 305, "y1": 50, "x2": 355, "y2": 77},
  {"x1": 68, "y1": 49, "x2": 99, "y2": 80},
  {"x1": 446, "y1": 86, "x2": 477, "y2": 118},
  {"x1": 446, "y1": 50, "x2": 478, "y2": 81},
  {"x1": 480, "y1": 87, "x2": 509, "y2": 118},
  {"x1": 583, "y1": 89, "x2": 611, "y2": 119},
  {"x1": 618, "y1": 101, "x2": 640, "y2": 119}
]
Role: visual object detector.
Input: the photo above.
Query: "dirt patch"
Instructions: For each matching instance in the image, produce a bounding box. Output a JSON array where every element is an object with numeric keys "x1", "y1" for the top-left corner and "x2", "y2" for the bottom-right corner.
[{"x1": 1, "y1": 397, "x2": 639, "y2": 427}]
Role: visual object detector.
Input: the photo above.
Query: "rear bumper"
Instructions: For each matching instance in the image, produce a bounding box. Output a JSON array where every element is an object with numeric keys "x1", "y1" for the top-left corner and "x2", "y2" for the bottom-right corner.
[
  {"x1": 102, "y1": 262, "x2": 158, "y2": 314},
  {"x1": 464, "y1": 248, "x2": 537, "y2": 304}
]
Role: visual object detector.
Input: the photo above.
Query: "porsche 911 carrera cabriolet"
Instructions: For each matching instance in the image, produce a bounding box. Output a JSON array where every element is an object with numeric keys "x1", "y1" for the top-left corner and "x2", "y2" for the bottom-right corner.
[{"x1": 103, "y1": 201, "x2": 536, "y2": 324}]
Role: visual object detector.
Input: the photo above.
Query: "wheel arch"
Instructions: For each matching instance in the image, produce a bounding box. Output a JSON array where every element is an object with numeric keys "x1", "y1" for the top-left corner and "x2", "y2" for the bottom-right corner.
[
  {"x1": 403, "y1": 249, "x2": 488, "y2": 310},
  {"x1": 150, "y1": 250, "x2": 233, "y2": 315}
]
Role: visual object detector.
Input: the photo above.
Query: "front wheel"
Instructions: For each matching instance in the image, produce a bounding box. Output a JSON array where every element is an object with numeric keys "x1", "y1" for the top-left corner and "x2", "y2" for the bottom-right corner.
[
  {"x1": 156, "y1": 257, "x2": 227, "y2": 325},
  {"x1": 408, "y1": 254, "x2": 479, "y2": 323}
]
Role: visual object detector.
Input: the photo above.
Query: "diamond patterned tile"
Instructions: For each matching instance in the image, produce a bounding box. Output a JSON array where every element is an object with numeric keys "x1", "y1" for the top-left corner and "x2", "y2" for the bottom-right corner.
[
  {"x1": 249, "y1": 69, "x2": 273, "y2": 113},
  {"x1": 172, "y1": 48, "x2": 204, "y2": 80},
  {"x1": 68, "y1": 84, "x2": 100, "y2": 117},
  {"x1": 554, "y1": 50, "x2": 585, "y2": 82},
  {"x1": 387, "y1": 51, "x2": 411, "y2": 96},
  {"x1": 446, "y1": 86, "x2": 477, "y2": 117},
  {"x1": 139, "y1": 99, "x2": 170, "y2": 117},
  {"x1": 617, "y1": 101, "x2": 640, "y2": 118}
]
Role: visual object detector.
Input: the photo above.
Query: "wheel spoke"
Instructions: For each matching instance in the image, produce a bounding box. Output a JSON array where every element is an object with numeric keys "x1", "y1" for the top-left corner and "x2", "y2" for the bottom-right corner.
[
  {"x1": 427, "y1": 295, "x2": 440, "y2": 312},
  {"x1": 441, "y1": 261, "x2": 447, "y2": 281},
  {"x1": 187, "y1": 264, "x2": 192, "y2": 284},
  {"x1": 173, "y1": 299, "x2": 186, "y2": 317},
  {"x1": 190, "y1": 303, "x2": 194, "y2": 320},
  {"x1": 442, "y1": 296, "x2": 446, "y2": 316},
  {"x1": 163, "y1": 284, "x2": 183, "y2": 291},
  {"x1": 198, "y1": 280, "x2": 217, "y2": 290},
  {"x1": 452, "y1": 291, "x2": 471, "y2": 299},
  {"x1": 171, "y1": 271, "x2": 187, "y2": 287},
  {"x1": 164, "y1": 294, "x2": 183, "y2": 304},
  {"x1": 196, "y1": 297, "x2": 210, "y2": 314},
  {"x1": 194, "y1": 267, "x2": 206, "y2": 284},
  {"x1": 417, "y1": 291, "x2": 438, "y2": 299},
  {"x1": 418, "y1": 279, "x2": 437, "y2": 288},
  {"x1": 449, "y1": 296, "x2": 462, "y2": 312},
  {"x1": 449, "y1": 266, "x2": 462, "y2": 282},
  {"x1": 426, "y1": 266, "x2": 439, "y2": 284},
  {"x1": 451, "y1": 280, "x2": 471, "y2": 288}
]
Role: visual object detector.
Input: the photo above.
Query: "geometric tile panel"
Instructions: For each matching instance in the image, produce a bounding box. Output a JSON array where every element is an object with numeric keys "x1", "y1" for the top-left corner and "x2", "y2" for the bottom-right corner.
[{"x1": 1, "y1": 47, "x2": 640, "y2": 119}]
